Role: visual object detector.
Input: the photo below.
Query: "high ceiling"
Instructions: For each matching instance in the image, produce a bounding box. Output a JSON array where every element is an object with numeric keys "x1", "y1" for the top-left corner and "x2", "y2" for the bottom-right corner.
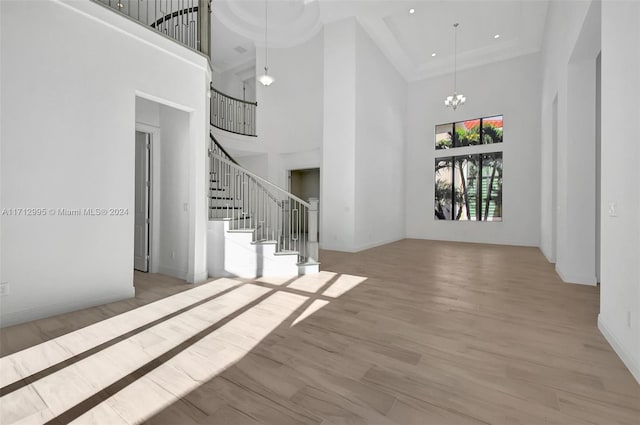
[{"x1": 211, "y1": 0, "x2": 549, "y2": 81}]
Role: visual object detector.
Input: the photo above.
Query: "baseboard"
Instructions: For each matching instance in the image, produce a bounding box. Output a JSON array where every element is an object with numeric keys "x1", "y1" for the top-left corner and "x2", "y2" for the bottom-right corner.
[
  {"x1": 555, "y1": 264, "x2": 597, "y2": 286},
  {"x1": 321, "y1": 236, "x2": 405, "y2": 253},
  {"x1": 598, "y1": 315, "x2": 640, "y2": 384},
  {"x1": 157, "y1": 266, "x2": 188, "y2": 281},
  {"x1": 353, "y1": 236, "x2": 405, "y2": 253},
  {"x1": 208, "y1": 269, "x2": 235, "y2": 279},
  {"x1": 0, "y1": 287, "x2": 136, "y2": 328},
  {"x1": 187, "y1": 270, "x2": 209, "y2": 284},
  {"x1": 540, "y1": 245, "x2": 556, "y2": 264}
]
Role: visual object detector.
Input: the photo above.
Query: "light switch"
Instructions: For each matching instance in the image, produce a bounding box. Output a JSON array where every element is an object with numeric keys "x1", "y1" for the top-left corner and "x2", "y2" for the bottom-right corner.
[{"x1": 608, "y1": 202, "x2": 617, "y2": 217}]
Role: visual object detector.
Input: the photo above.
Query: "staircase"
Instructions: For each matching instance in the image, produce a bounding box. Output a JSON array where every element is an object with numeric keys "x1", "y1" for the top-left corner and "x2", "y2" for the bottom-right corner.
[{"x1": 207, "y1": 134, "x2": 319, "y2": 278}]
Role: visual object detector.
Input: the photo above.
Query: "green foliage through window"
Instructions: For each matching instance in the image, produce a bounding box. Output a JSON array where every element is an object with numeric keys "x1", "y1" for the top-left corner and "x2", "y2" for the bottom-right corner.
[
  {"x1": 434, "y1": 153, "x2": 503, "y2": 221},
  {"x1": 436, "y1": 115, "x2": 503, "y2": 150}
]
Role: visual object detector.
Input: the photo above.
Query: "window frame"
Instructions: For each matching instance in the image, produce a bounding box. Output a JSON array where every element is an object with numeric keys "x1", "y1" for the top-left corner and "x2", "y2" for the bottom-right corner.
[{"x1": 434, "y1": 114, "x2": 504, "y2": 222}]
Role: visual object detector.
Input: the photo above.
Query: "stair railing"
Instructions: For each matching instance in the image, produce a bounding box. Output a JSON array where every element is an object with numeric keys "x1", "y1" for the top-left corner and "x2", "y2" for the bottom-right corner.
[
  {"x1": 208, "y1": 141, "x2": 318, "y2": 264},
  {"x1": 209, "y1": 133, "x2": 238, "y2": 165},
  {"x1": 210, "y1": 85, "x2": 258, "y2": 137},
  {"x1": 94, "y1": 0, "x2": 211, "y2": 55}
]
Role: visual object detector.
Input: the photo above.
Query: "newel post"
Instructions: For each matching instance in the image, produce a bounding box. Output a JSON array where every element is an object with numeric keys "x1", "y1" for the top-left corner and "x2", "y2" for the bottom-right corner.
[{"x1": 308, "y1": 198, "x2": 319, "y2": 262}]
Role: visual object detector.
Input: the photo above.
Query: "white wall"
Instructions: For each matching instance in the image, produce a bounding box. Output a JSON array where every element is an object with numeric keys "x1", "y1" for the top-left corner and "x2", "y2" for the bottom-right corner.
[
  {"x1": 598, "y1": 0, "x2": 640, "y2": 384},
  {"x1": 0, "y1": 0, "x2": 210, "y2": 326},
  {"x1": 405, "y1": 53, "x2": 541, "y2": 247},
  {"x1": 236, "y1": 153, "x2": 269, "y2": 180},
  {"x1": 257, "y1": 31, "x2": 325, "y2": 187},
  {"x1": 539, "y1": 0, "x2": 592, "y2": 264},
  {"x1": 319, "y1": 18, "x2": 408, "y2": 252},
  {"x1": 354, "y1": 23, "x2": 406, "y2": 251},
  {"x1": 157, "y1": 106, "x2": 191, "y2": 279},
  {"x1": 539, "y1": 0, "x2": 639, "y2": 383},
  {"x1": 213, "y1": 31, "x2": 324, "y2": 190},
  {"x1": 539, "y1": 0, "x2": 600, "y2": 285},
  {"x1": 212, "y1": 68, "x2": 254, "y2": 102},
  {"x1": 0, "y1": 0, "x2": 3, "y2": 297},
  {"x1": 257, "y1": 32, "x2": 324, "y2": 157},
  {"x1": 321, "y1": 19, "x2": 357, "y2": 251}
]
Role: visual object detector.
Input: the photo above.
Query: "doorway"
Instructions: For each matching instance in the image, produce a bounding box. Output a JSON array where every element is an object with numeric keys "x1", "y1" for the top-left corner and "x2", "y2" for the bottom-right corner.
[
  {"x1": 289, "y1": 168, "x2": 320, "y2": 201},
  {"x1": 134, "y1": 131, "x2": 151, "y2": 272},
  {"x1": 289, "y1": 168, "x2": 320, "y2": 234}
]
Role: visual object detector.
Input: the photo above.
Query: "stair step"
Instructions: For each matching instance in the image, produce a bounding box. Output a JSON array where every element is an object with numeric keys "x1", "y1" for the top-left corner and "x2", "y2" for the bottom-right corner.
[
  {"x1": 228, "y1": 229, "x2": 255, "y2": 234},
  {"x1": 274, "y1": 250, "x2": 300, "y2": 256},
  {"x1": 209, "y1": 217, "x2": 252, "y2": 224},
  {"x1": 209, "y1": 206, "x2": 243, "y2": 210},
  {"x1": 251, "y1": 240, "x2": 277, "y2": 245}
]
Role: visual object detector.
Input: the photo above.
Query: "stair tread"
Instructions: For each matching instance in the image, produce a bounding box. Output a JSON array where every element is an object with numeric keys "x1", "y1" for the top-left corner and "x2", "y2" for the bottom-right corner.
[
  {"x1": 274, "y1": 250, "x2": 300, "y2": 256},
  {"x1": 251, "y1": 240, "x2": 278, "y2": 245}
]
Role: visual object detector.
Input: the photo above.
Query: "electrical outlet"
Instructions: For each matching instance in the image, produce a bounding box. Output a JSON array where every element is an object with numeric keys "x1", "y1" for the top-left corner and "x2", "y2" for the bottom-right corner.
[
  {"x1": 0, "y1": 282, "x2": 9, "y2": 297},
  {"x1": 627, "y1": 311, "x2": 632, "y2": 328},
  {"x1": 171, "y1": 251, "x2": 176, "y2": 260}
]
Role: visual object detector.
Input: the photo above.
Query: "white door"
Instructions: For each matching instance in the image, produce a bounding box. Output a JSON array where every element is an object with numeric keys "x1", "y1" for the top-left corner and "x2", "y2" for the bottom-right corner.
[{"x1": 134, "y1": 131, "x2": 150, "y2": 272}]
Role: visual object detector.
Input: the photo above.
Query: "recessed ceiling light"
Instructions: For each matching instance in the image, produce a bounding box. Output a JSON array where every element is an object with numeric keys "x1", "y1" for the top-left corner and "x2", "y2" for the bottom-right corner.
[
  {"x1": 409, "y1": 8, "x2": 415, "y2": 14},
  {"x1": 494, "y1": 34, "x2": 500, "y2": 39},
  {"x1": 431, "y1": 53, "x2": 437, "y2": 57}
]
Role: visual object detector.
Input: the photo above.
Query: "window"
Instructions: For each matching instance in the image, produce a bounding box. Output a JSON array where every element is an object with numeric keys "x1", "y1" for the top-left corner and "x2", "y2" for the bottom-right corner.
[
  {"x1": 434, "y1": 115, "x2": 503, "y2": 221},
  {"x1": 436, "y1": 115, "x2": 503, "y2": 149}
]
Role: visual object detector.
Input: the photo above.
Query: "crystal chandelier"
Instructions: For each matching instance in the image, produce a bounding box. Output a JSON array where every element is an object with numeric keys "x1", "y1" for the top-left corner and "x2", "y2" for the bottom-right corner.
[
  {"x1": 444, "y1": 23, "x2": 466, "y2": 110},
  {"x1": 258, "y1": 0, "x2": 275, "y2": 86}
]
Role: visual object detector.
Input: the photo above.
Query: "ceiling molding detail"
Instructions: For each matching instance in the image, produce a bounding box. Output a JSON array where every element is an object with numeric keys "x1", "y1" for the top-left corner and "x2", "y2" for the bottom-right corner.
[
  {"x1": 213, "y1": 0, "x2": 323, "y2": 49},
  {"x1": 211, "y1": 0, "x2": 550, "y2": 82}
]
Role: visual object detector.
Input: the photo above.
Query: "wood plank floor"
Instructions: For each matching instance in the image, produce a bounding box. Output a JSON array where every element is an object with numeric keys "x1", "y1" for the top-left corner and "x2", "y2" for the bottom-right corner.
[{"x1": 1, "y1": 239, "x2": 639, "y2": 424}]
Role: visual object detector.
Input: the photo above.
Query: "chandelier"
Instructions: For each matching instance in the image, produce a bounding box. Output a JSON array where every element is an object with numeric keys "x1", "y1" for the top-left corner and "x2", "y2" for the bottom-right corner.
[{"x1": 444, "y1": 23, "x2": 466, "y2": 110}]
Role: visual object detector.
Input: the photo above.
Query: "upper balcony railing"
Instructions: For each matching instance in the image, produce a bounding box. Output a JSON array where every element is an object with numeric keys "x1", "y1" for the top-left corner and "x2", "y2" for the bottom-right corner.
[
  {"x1": 210, "y1": 86, "x2": 258, "y2": 137},
  {"x1": 96, "y1": 0, "x2": 258, "y2": 137},
  {"x1": 94, "y1": 0, "x2": 211, "y2": 56}
]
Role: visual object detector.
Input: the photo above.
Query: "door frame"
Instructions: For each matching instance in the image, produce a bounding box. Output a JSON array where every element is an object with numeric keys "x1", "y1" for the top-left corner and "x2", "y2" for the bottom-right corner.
[{"x1": 135, "y1": 123, "x2": 161, "y2": 274}]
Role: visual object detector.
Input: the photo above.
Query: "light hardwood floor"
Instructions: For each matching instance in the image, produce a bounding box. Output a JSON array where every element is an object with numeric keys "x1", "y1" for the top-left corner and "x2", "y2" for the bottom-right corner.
[{"x1": 1, "y1": 239, "x2": 638, "y2": 424}]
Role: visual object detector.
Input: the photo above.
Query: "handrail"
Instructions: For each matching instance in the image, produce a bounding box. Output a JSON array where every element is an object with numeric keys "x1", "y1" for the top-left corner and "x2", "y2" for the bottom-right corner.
[
  {"x1": 211, "y1": 85, "x2": 257, "y2": 106},
  {"x1": 209, "y1": 134, "x2": 289, "y2": 227},
  {"x1": 210, "y1": 85, "x2": 258, "y2": 136},
  {"x1": 209, "y1": 133, "x2": 279, "y2": 208},
  {"x1": 150, "y1": 6, "x2": 198, "y2": 29},
  {"x1": 212, "y1": 153, "x2": 310, "y2": 208},
  {"x1": 209, "y1": 133, "x2": 239, "y2": 165},
  {"x1": 209, "y1": 145, "x2": 318, "y2": 264}
]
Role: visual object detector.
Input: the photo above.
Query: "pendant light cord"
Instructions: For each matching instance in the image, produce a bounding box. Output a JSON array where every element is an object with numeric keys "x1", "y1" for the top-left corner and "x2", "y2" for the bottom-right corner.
[
  {"x1": 264, "y1": 0, "x2": 269, "y2": 72},
  {"x1": 453, "y1": 23, "x2": 458, "y2": 93}
]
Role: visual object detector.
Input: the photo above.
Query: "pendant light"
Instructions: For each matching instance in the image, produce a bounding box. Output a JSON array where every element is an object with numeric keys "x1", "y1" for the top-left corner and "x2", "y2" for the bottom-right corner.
[
  {"x1": 258, "y1": 0, "x2": 275, "y2": 86},
  {"x1": 444, "y1": 23, "x2": 466, "y2": 110}
]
